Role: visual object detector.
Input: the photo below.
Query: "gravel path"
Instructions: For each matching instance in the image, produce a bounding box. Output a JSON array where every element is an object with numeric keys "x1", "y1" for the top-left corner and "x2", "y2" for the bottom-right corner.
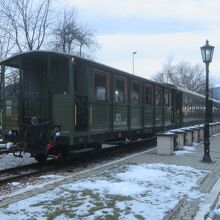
[{"x1": 0, "y1": 153, "x2": 36, "y2": 170}]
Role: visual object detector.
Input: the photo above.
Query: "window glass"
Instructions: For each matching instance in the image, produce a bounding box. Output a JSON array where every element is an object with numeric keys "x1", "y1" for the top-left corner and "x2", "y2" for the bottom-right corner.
[
  {"x1": 145, "y1": 85, "x2": 153, "y2": 105},
  {"x1": 95, "y1": 73, "x2": 107, "y2": 101},
  {"x1": 164, "y1": 89, "x2": 171, "y2": 107},
  {"x1": 115, "y1": 78, "x2": 126, "y2": 103},
  {"x1": 132, "y1": 82, "x2": 140, "y2": 104},
  {"x1": 184, "y1": 95, "x2": 188, "y2": 105},
  {"x1": 200, "y1": 102, "x2": 203, "y2": 111},
  {"x1": 155, "y1": 88, "x2": 162, "y2": 106}
]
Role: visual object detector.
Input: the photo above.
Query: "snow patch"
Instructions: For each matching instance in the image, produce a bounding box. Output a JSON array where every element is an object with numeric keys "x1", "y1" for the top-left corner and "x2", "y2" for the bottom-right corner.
[
  {"x1": 38, "y1": 175, "x2": 63, "y2": 180},
  {"x1": 8, "y1": 182, "x2": 20, "y2": 187},
  {"x1": 175, "y1": 143, "x2": 199, "y2": 156},
  {"x1": 0, "y1": 163, "x2": 207, "y2": 220}
]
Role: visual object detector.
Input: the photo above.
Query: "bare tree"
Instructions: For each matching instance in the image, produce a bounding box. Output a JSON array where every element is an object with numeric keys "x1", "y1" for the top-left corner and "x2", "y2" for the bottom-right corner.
[
  {"x1": 0, "y1": 30, "x2": 15, "y2": 60},
  {"x1": 0, "y1": 0, "x2": 52, "y2": 52},
  {"x1": 153, "y1": 60, "x2": 206, "y2": 94},
  {"x1": 52, "y1": 8, "x2": 79, "y2": 53},
  {"x1": 51, "y1": 7, "x2": 98, "y2": 57},
  {"x1": 4, "y1": 70, "x2": 19, "y2": 96},
  {"x1": 0, "y1": 0, "x2": 53, "y2": 97},
  {"x1": 0, "y1": 24, "x2": 17, "y2": 98},
  {"x1": 77, "y1": 26, "x2": 99, "y2": 57},
  {"x1": 153, "y1": 59, "x2": 175, "y2": 84}
]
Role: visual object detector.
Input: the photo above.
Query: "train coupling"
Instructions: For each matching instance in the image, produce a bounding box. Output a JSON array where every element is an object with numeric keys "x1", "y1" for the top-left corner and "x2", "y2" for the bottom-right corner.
[{"x1": 5, "y1": 141, "x2": 24, "y2": 158}]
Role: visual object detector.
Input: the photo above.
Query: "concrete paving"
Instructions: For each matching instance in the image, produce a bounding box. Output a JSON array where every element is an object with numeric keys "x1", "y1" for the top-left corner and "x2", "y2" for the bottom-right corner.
[{"x1": 151, "y1": 134, "x2": 220, "y2": 220}]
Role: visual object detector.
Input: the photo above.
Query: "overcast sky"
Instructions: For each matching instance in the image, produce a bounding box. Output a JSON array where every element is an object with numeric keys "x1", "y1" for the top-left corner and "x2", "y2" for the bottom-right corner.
[{"x1": 67, "y1": 0, "x2": 220, "y2": 85}]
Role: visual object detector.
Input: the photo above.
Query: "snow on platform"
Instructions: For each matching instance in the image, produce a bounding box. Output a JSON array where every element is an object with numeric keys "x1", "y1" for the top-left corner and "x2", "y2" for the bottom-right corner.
[
  {"x1": 174, "y1": 143, "x2": 200, "y2": 156},
  {"x1": 0, "y1": 163, "x2": 207, "y2": 220}
]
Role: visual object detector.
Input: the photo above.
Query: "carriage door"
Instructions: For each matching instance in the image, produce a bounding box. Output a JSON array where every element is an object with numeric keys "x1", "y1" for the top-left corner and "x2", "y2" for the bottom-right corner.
[
  {"x1": 73, "y1": 63, "x2": 89, "y2": 132},
  {"x1": 74, "y1": 96, "x2": 88, "y2": 131}
]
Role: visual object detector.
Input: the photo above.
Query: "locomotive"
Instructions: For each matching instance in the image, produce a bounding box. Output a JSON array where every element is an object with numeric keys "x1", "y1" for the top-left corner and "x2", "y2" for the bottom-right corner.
[{"x1": 0, "y1": 51, "x2": 220, "y2": 162}]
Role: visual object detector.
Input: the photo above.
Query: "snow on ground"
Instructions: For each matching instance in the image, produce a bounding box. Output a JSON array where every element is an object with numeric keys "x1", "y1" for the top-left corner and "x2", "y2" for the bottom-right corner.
[
  {"x1": 38, "y1": 175, "x2": 64, "y2": 180},
  {"x1": 211, "y1": 133, "x2": 220, "y2": 138},
  {"x1": 175, "y1": 143, "x2": 200, "y2": 156},
  {"x1": 0, "y1": 163, "x2": 207, "y2": 220}
]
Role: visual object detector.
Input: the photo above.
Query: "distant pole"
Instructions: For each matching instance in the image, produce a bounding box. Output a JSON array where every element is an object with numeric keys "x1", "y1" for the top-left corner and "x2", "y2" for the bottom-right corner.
[
  {"x1": 200, "y1": 40, "x2": 214, "y2": 162},
  {"x1": 132, "y1": 51, "x2": 137, "y2": 75}
]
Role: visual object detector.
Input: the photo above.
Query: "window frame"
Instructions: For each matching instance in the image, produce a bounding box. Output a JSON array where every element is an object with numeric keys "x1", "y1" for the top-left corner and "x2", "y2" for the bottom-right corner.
[
  {"x1": 155, "y1": 87, "x2": 162, "y2": 106},
  {"x1": 164, "y1": 89, "x2": 171, "y2": 107},
  {"x1": 94, "y1": 70, "x2": 109, "y2": 101},
  {"x1": 131, "y1": 80, "x2": 141, "y2": 105},
  {"x1": 145, "y1": 84, "x2": 153, "y2": 105},
  {"x1": 114, "y1": 76, "x2": 127, "y2": 103}
]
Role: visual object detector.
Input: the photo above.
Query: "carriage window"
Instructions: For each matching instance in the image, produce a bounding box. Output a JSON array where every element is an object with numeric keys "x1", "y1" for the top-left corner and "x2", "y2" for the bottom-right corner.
[
  {"x1": 132, "y1": 82, "x2": 140, "y2": 104},
  {"x1": 145, "y1": 85, "x2": 153, "y2": 105},
  {"x1": 155, "y1": 88, "x2": 162, "y2": 106},
  {"x1": 164, "y1": 89, "x2": 171, "y2": 107},
  {"x1": 184, "y1": 95, "x2": 187, "y2": 105},
  {"x1": 189, "y1": 98, "x2": 193, "y2": 111},
  {"x1": 115, "y1": 78, "x2": 126, "y2": 103},
  {"x1": 95, "y1": 73, "x2": 108, "y2": 101},
  {"x1": 193, "y1": 99, "x2": 196, "y2": 111},
  {"x1": 197, "y1": 101, "x2": 200, "y2": 110},
  {"x1": 200, "y1": 102, "x2": 203, "y2": 110}
]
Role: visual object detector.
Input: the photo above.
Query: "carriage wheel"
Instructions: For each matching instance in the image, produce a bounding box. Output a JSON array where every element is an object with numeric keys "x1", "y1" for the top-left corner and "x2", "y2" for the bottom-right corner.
[
  {"x1": 34, "y1": 154, "x2": 48, "y2": 163},
  {"x1": 93, "y1": 143, "x2": 103, "y2": 155}
]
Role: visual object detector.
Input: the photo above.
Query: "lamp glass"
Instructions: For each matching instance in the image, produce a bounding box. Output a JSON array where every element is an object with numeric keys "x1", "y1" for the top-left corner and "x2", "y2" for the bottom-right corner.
[{"x1": 200, "y1": 40, "x2": 214, "y2": 63}]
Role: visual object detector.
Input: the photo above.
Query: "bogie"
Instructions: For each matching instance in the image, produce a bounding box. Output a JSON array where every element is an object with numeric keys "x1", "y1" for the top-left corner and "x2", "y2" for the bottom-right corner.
[{"x1": 34, "y1": 154, "x2": 48, "y2": 163}]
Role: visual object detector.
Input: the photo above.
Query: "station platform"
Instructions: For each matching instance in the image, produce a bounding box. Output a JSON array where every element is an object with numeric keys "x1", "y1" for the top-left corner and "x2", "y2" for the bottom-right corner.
[
  {"x1": 1, "y1": 134, "x2": 220, "y2": 219},
  {"x1": 154, "y1": 133, "x2": 220, "y2": 220},
  {"x1": 126, "y1": 133, "x2": 220, "y2": 220}
]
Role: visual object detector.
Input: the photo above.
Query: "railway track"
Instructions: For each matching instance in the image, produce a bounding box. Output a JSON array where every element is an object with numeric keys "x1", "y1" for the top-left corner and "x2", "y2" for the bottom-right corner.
[
  {"x1": 102, "y1": 136, "x2": 156, "y2": 156},
  {"x1": 0, "y1": 136, "x2": 156, "y2": 186},
  {"x1": 0, "y1": 161, "x2": 59, "y2": 186},
  {"x1": 0, "y1": 149, "x2": 8, "y2": 155}
]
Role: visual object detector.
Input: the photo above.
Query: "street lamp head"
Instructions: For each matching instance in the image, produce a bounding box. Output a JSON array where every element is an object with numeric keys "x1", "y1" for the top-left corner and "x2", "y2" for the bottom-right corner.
[
  {"x1": 133, "y1": 51, "x2": 137, "y2": 55},
  {"x1": 200, "y1": 40, "x2": 214, "y2": 64}
]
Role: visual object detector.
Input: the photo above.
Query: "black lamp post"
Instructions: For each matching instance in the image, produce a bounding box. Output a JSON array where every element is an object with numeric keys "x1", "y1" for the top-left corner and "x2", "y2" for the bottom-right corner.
[{"x1": 200, "y1": 40, "x2": 214, "y2": 162}]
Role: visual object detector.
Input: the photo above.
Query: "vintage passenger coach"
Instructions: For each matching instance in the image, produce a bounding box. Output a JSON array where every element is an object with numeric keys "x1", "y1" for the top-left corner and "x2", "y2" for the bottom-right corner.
[{"x1": 0, "y1": 51, "x2": 219, "y2": 162}]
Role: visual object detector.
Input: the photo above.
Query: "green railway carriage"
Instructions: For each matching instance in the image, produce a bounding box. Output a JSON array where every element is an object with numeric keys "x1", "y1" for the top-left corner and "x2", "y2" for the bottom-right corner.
[
  {"x1": 0, "y1": 50, "x2": 219, "y2": 162},
  {"x1": 174, "y1": 87, "x2": 206, "y2": 127},
  {"x1": 212, "y1": 99, "x2": 220, "y2": 122},
  {"x1": 174, "y1": 86, "x2": 220, "y2": 127}
]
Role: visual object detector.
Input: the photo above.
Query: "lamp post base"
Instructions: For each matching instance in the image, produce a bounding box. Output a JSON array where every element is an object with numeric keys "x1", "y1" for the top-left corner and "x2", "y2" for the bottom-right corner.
[
  {"x1": 202, "y1": 141, "x2": 212, "y2": 162},
  {"x1": 201, "y1": 158, "x2": 215, "y2": 163},
  {"x1": 202, "y1": 154, "x2": 212, "y2": 162}
]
